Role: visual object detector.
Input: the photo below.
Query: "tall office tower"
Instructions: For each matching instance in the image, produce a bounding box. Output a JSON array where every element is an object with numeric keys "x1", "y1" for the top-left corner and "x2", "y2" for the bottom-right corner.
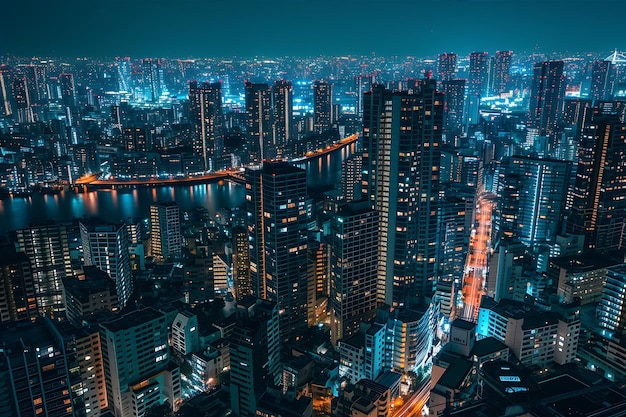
[
  {"x1": 436, "y1": 186, "x2": 475, "y2": 318},
  {"x1": 59, "y1": 73, "x2": 76, "y2": 108},
  {"x1": 362, "y1": 79, "x2": 443, "y2": 306},
  {"x1": 597, "y1": 265, "x2": 626, "y2": 337},
  {"x1": 567, "y1": 111, "x2": 626, "y2": 252},
  {"x1": 15, "y1": 222, "x2": 72, "y2": 320},
  {"x1": 141, "y1": 58, "x2": 164, "y2": 102},
  {"x1": 341, "y1": 153, "x2": 362, "y2": 202},
  {"x1": 313, "y1": 80, "x2": 333, "y2": 134},
  {"x1": 232, "y1": 225, "x2": 251, "y2": 300},
  {"x1": 245, "y1": 82, "x2": 272, "y2": 162},
  {"x1": 116, "y1": 57, "x2": 132, "y2": 93},
  {"x1": 527, "y1": 61, "x2": 566, "y2": 151},
  {"x1": 442, "y1": 79, "x2": 466, "y2": 142},
  {"x1": 355, "y1": 74, "x2": 373, "y2": 120},
  {"x1": 80, "y1": 221, "x2": 133, "y2": 309},
  {"x1": 496, "y1": 156, "x2": 571, "y2": 250},
  {"x1": 0, "y1": 244, "x2": 37, "y2": 323},
  {"x1": 589, "y1": 60, "x2": 616, "y2": 103},
  {"x1": 245, "y1": 162, "x2": 309, "y2": 340},
  {"x1": 12, "y1": 77, "x2": 33, "y2": 123},
  {"x1": 0, "y1": 65, "x2": 12, "y2": 117},
  {"x1": 490, "y1": 50, "x2": 512, "y2": 95},
  {"x1": 100, "y1": 308, "x2": 181, "y2": 417},
  {"x1": 25, "y1": 64, "x2": 48, "y2": 104},
  {"x1": 467, "y1": 52, "x2": 488, "y2": 126},
  {"x1": 189, "y1": 81, "x2": 224, "y2": 172},
  {"x1": 230, "y1": 297, "x2": 281, "y2": 417},
  {"x1": 437, "y1": 52, "x2": 457, "y2": 82},
  {"x1": 329, "y1": 200, "x2": 378, "y2": 346},
  {"x1": 0, "y1": 318, "x2": 83, "y2": 416},
  {"x1": 272, "y1": 79, "x2": 293, "y2": 156},
  {"x1": 150, "y1": 201, "x2": 182, "y2": 262}
]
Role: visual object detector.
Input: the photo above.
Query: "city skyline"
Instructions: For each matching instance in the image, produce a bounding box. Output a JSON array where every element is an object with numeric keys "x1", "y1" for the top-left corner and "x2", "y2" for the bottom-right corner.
[{"x1": 3, "y1": 0, "x2": 626, "y2": 59}]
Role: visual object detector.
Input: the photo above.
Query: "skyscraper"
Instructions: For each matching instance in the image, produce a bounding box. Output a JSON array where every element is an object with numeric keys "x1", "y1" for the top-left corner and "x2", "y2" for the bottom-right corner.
[
  {"x1": 80, "y1": 221, "x2": 133, "y2": 308},
  {"x1": 329, "y1": 200, "x2": 378, "y2": 345},
  {"x1": 230, "y1": 297, "x2": 281, "y2": 417},
  {"x1": 597, "y1": 264, "x2": 626, "y2": 338},
  {"x1": 272, "y1": 79, "x2": 293, "y2": 156},
  {"x1": 141, "y1": 58, "x2": 165, "y2": 102},
  {"x1": 15, "y1": 222, "x2": 72, "y2": 319},
  {"x1": 442, "y1": 79, "x2": 466, "y2": 142},
  {"x1": 0, "y1": 318, "x2": 83, "y2": 416},
  {"x1": 0, "y1": 65, "x2": 12, "y2": 117},
  {"x1": 245, "y1": 81, "x2": 272, "y2": 162},
  {"x1": 100, "y1": 308, "x2": 181, "y2": 417},
  {"x1": 12, "y1": 77, "x2": 32, "y2": 123},
  {"x1": 189, "y1": 81, "x2": 224, "y2": 172},
  {"x1": 59, "y1": 72, "x2": 76, "y2": 108},
  {"x1": 467, "y1": 52, "x2": 488, "y2": 126},
  {"x1": 362, "y1": 79, "x2": 443, "y2": 306},
  {"x1": 313, "y1": 80, "x2": 333, "y2": 134},
  {"x1": 567, "y1": 110, "x2": 626, "y2": 252},
  {"x1": 150, "y1": 201, "x2": 182, "y2": 262},
  {"x1": 0, "y1": 244, "x2": 37, "y2": 323},
  {"x1": 246, "y1": 162, "x2": 309, "y2": 340},
  {"x1": 589, "y1": 59, "x2": 616, "y2": 103},
  {"x1": 437, "y1": 52, "x2": 457, "y2": 82},
  {"x1": 527, "y1": 61, "x2": 566, "y2": 144},
  {"x1": 496, "y1": 156, "x2": 571, "y2": 250},
  {"x1": 490, "y1": 50, "x2": 512, "y2": 95},
  {"x1": 232, "y1": 225, "x2": 251, "y2": 300}
]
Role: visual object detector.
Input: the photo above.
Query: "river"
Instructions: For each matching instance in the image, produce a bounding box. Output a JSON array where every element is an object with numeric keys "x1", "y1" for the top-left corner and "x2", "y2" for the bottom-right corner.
[{"x1": 0, "y1": 143, "x2": 355, "y2": 235}]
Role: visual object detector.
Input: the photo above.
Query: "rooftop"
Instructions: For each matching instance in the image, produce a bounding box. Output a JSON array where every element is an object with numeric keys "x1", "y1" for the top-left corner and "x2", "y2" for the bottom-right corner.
[{"x1": 101, "y1": 307, "x2": 164, "y2": 333}]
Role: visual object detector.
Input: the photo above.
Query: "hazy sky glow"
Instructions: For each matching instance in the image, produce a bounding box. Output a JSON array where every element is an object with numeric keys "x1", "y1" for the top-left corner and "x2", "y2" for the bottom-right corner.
[{"x1": 2, "y1": 0, "x2": 625, "y2": 58}]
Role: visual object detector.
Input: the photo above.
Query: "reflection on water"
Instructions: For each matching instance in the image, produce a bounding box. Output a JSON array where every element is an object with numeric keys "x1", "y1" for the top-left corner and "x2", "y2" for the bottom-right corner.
[
  {"x1": 0, "y1": 182, "x2": 245, "y2": 234},
  {"x1": 0, "y1": 143, "x2": 356, "y2": 234}
]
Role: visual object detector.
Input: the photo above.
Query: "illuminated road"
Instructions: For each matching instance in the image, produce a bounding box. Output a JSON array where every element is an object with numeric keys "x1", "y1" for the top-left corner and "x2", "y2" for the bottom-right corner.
[
  {"x1": 74, "y1": 133, "x2": 359, "y2": 188},
  {"x1": 460, "y1": 192, "x2": 495, "y2": 323},
  {"x1": 391, "y1": 379, "x2": 430, "y2": 417}
]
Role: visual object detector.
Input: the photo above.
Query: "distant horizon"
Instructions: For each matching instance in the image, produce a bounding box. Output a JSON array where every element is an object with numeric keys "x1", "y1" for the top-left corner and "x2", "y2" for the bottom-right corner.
[
  {"x1": 0, "y1": 49, "x2": 621, "y2": 62},
  {"x1": 2, "y1": 0, "x2": 626, "y2": 60}
]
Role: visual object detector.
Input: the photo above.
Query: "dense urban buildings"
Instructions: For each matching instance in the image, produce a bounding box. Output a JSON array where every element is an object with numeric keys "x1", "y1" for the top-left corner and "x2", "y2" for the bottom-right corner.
[{"x1": 1, "y1": 47, "x2": 626, "y2": 417}]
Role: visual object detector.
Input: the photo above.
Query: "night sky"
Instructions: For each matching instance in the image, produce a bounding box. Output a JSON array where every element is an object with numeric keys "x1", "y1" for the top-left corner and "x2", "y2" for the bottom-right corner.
[{"x1": 2, "y1": 0, "x2": 625, "y2": 58}]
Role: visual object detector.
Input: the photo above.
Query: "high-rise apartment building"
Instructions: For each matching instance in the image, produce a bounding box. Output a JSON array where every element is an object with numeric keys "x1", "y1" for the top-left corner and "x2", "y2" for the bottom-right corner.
[
  {"x1": 15, "y1": 221, "x2": 72, "y2": 319},
  {"x1": 189, "y1": 81, "x2": 224, "y2": 172},
  {"x1": 567, "y1": 110, "x2": 626, "y2": 252},
  {"x1": 0, "y1": 244, "x2": 37, "y2": 323},
  {"x1": 437, "y1": 52, "x2": 457, "y2": 82},
  {"x1": 80, "y1": 221, "x2": 133, "y2": 309},
  {"x1": 230, "y1": 297, "x2": 281, "y2": 417},
  {"x1": 329, "y1": 200, "x2": 378, "y2": 345},
  {"x1": 490, "y1": 50, "x2": 512, "y2": 95},
  {"x1": 12, "y1": 76, "x2": 33, "y2": 123},
  {"x1": 468, "y1": 52, "x2": 488, "y2": 125},
  {"x1": 0, "y1": 318, "x2": 83, "y2": 416},
  {"x1": 141, "y1": 58, "x2": 165, "y2": 102},
  {"x1": 362, "y1": 79, "x2": 443, "y2": 306},
  {"x1": 62, "y1": 266, "x2": 118, "y2": 326},
  {"x1": 100, "y1": 308, "x2": 181, "y2": 417},
  {"x1": 442, "y1": 79, "x2": 466, "y2": 141},
  {"x1": 272, "y1": 79, "x2": 293, "y2": 156},
  {"x1": 246, "y1": 162, "x2": 309, "y2": 340},
  {"x1": 589, "y1": 60, "x2": 616, "y2": 103},
  {"x1": 313, "y1": 80, "x2": 333, "y2": 134},
  {"x1": 232, "y1": 225, "x2": 251, "y2": 300},
  {"x1": 150, "y1": 201, "x2": 182, "y2": 262},
  {"x1": 496, "y1": 156, "x2": 570, "y2": 249},
  {"x1": 597, "y1": 264, "x2": 626, "y2": 338},
  {"x1": 527, "y1": 61, "x2": 566, "y2": 149},
  {"x1": 245, "y1": 81, "x2": 272, "y2": 162}
]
